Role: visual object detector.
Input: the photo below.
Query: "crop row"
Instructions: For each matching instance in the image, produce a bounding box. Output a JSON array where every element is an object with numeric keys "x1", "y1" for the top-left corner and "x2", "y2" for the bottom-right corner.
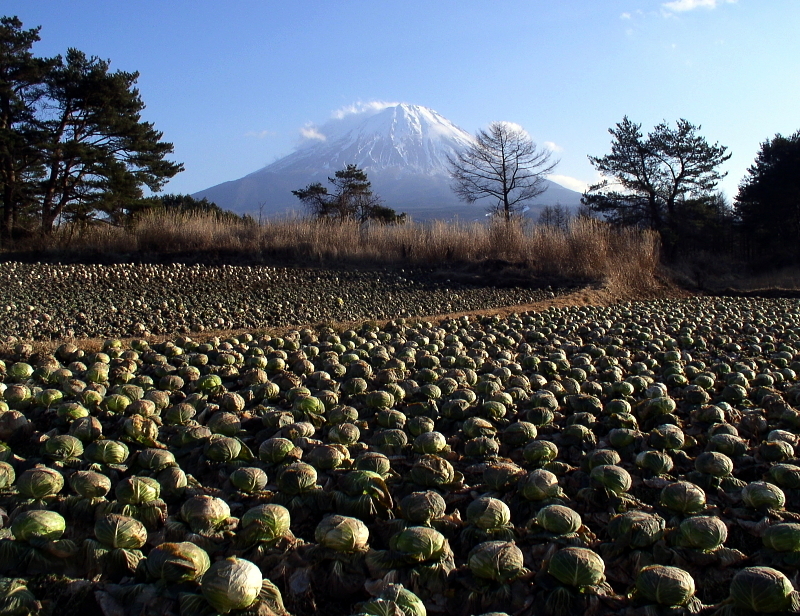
[
  {"x1": 0, "y1": 297, "x2": 799, "y2": 615},
  {"x1": 0, "y1": 262, "x2": 561, "y2": 341}
]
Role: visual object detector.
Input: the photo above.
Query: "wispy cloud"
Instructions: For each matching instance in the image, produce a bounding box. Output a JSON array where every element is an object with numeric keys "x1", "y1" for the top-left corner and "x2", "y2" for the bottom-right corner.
[
  {"x1": 544, "y1": 141, "x2": 563, "y2": 153},
  {"x1": 332, "y1": 100, "x2": 400, "y2": 119},
  {"x1": 244, "y1": 130, "x2": 276, "y2": 139},
  {"x1": 549, "y1": 174, "x2": 589, "y2": 193},
  {"x1": 662, "y1": 0, "x2": 736, "y2": 13},
  {"x1": 620, "y1": 12, "x2": 632, "y2": 19},
  {"x1": 492, "y1": 121, "x2": 530, "y2": 137},
  {"x1": 299, "y1": 123, "x2": 326, "y2": 141}
]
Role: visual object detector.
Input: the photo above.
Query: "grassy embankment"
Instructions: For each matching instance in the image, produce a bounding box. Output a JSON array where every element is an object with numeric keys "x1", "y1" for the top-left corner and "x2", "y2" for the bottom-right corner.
[{"x1": 10, "y1": 211, "x2": 663, "y2": 299}]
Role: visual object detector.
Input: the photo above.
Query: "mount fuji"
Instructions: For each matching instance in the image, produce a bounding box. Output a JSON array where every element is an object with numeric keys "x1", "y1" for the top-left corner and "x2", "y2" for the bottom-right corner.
[{"x1": 193, "y1": 103, "x2": 583, "y2": 221}]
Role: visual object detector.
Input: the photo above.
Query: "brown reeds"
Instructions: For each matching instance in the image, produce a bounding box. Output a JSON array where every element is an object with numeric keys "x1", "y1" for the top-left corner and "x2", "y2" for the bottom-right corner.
[{"x1": 15, "y1": 211, "x2": 661, "y2": 291}]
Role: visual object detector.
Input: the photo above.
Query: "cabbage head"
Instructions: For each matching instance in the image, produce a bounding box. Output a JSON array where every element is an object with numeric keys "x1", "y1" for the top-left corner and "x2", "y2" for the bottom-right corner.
[
  {"x1": 466, "y1": 497, "x2": 511, "y2": 530},
  {"x1": 69, "y1": 470, "x2": 111, "y2": 499},
  {"x1": 12, "y1": 510, "x2": 66, "y2": 542},
  {"x1": 607, "y1": 511, "x2": 665, "y2": 547},
  {"x1": 636, "y1": 565, "x2": 695, "y2": 606},
  {"x1": 230, "y1": 467, "x2": 268, "y2": 493},
  {"x1": 400, "y1": 491, "x2": 446, "y2": 526},
  {"x1": 659, "y1": 481, "x2": 706, "y2": 514},
  {"x1": 520, "y1": 469, "x2": 562, "y2": 501},
  {"x1": 590, "y1": 464, "x2": 631, "y2": 495},
  {"x1": 240, "y1": 504, "x2": 291, "y2": 544},
  {"x1": 180, "y1": 495, "x2": 231, "y2": 533},
  {"x1": 277, "y1": 462, "x2": 318, "y2": 495},
  {"x1": 729, "y1": 567, "x2": 795, "y2": 613},
  {"x1": 0, "y1": 462, "x2": 14, "y2": 490},
  {"x1": 315, "y1": 514, "x2": 370, "y2": 552},
  {"x1": 115, "y1": 476, "x2": 160, "y2": 505},
  {"x1": 258, "y1": 437, "x2": 299, "y2": 464},
  {"x1": 763, "y1": 523, "x2": 800, "y2": 552},
  {"x1": 16, "y1": 467, "x2": 64, "y2": 499},
  {"x1": 362, "y1": 584, "x2": 427, "y2": 616},
  {"x1": 649, "y1": 424, "x2": 684, "y2": 450},
  {"x1": 523, "y1": 440, "x2": 558, "y2": 465},
  {"x1": 146, "y1": 541, "x2": 210, "y2": 583},
  {"x1": 467, "y1": 541, "x2": 525, "y2": 582},
  {"x1": 769, "y1": 464, "x2": 800, "y2": 489},
  {"x1": 635, "y1": 450, "x2": 674, "y2": 475},
  {"x1": 202, "y1": 557, "x2": 263, "y2": 614},
  {"x1": 548, "y1": 547, "x2": 605, "y2": 587},
  {"x1": 694, "y1": 451, "x2": 733, "y2": 477},
  {"x1": 409, "y1": 455, "x2": 455, "y2": 488},
  {"x1": 678, "y1": 516, "x2": 727, "y2": 551},
  {"x1": 95, "y1": 514, "x2": 147, "y2": 549},
  {"x1": 742, "y1": 481, "x2": 785, "y2": 510},
  {"x1": 391, "y1": 526, "x2": 447, "y2": 562},
  {"x1": 537, "y1": 504, "x2": 582, "y2": 536}
]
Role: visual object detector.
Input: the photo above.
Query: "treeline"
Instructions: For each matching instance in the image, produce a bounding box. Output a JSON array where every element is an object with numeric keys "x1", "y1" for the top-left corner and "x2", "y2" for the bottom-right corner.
[{"x1": 579, "y1": 117, "x2": 800, "y2": 271}]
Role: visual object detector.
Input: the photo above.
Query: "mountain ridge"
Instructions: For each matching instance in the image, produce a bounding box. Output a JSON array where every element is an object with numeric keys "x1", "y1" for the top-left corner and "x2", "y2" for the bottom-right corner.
[{"x1": 193, "y1": 103, "x2": 583, "y2": 221}]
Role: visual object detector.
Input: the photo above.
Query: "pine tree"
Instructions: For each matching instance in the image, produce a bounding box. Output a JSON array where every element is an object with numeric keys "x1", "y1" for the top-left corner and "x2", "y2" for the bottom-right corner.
[
  {"x1": 583, "y1": 117, "x2": 730, "y2": 258},
  {"x1": 37, "y1": 48, "x2": 183, "y2": 232},
  {"x1": 0, "y1": 17, "x2": 56, "y2": 239},
  {"x1": 292, "y1": 164, "x2": 404, "y2": 223},
  {"x1": 0, "y1": 16, "x2": 183, "y2": 237},
  {"x1": 735, "y1": 131, "x2": 800, "y2": 266}
]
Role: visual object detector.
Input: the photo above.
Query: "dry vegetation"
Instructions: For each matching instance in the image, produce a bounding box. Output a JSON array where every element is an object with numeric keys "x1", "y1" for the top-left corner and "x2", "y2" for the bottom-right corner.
[{"x1": 17, "y1": 211, "x2": 662, "y2": 296}]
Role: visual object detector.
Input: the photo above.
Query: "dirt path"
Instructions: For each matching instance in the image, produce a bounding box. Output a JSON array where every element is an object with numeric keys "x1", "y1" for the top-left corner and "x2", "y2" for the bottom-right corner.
[{"x1": 9, "y1": 277, "x2": 693, "y2": 357}]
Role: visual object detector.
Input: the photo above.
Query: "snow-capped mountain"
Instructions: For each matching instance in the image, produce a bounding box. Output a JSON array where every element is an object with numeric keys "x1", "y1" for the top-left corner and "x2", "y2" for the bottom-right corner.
[
  {"x1": 193, "y1": 103, "x2": 582, "y2": 221},
  {"x1": 270, "y1": 103, "x2": 474, "y2": 176}
]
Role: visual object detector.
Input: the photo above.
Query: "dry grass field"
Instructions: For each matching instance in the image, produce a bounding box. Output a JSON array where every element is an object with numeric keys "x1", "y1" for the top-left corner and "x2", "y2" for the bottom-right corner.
[{"x1": 15, "y1": 211, "x2": 663, "y2": 297}]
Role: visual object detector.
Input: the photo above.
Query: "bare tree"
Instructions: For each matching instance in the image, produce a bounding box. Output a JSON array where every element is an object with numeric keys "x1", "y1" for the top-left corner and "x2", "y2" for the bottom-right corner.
[
  {"x1": 538, "y1": 204, "x2": 572, "y2": 230},
  {"x1": 447, "y1": 122, "x2": 559, "y2": 221}
]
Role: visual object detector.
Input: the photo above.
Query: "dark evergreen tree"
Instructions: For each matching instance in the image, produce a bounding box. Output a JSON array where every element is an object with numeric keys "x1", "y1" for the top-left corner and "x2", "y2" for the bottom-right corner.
[
  {"x1": 292, "y1": 164, "x2": 405, "y2": 223},
  {"x1": 583, "y1": 117, "x2": 730, "y2": 258},
  {"x1": 0, "y1": 17, "x2": 56, "y2": 239},
  {"x1": 138, "y1": 193, "x2": 243, "y2": 223},
  {"x1": 37, "y1": 48, "x2": 183, "y2": 232},
  {"x1": 735, "y1": 130, "x2": 800, "y2": 266},
  {"x1": 0, "y1": 16, "x2": 183, "y2": 237}
]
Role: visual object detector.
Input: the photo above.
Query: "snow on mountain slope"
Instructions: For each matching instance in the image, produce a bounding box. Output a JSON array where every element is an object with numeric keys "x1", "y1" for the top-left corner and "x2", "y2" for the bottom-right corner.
[
  {"x1": 267, "y1": 103, "x2": 474, "y2": 176},
  {"x1": 193, "y1": 103, "x2": 583, "y2": 220}
]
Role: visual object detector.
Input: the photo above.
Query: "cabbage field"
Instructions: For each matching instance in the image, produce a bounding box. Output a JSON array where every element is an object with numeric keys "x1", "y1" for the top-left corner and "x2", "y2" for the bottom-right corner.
[
  {"x1": 2, "y1": 288, "x2": 800, "y2": 616},
  {"x1": 0, "y1": 262, "x2": 561, "y2": 340}
]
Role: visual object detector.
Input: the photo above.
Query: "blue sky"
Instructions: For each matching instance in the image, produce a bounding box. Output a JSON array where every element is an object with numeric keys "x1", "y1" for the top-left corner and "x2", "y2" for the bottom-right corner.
[{"x1": 5, "y1": 0, "x2": 799, "y2": 201}]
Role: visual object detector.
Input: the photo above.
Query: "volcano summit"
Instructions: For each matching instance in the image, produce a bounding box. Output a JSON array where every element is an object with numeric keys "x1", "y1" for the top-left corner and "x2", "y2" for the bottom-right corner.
[{"x1": 193, "y1": 103, "x2": 582, "y2": 221}]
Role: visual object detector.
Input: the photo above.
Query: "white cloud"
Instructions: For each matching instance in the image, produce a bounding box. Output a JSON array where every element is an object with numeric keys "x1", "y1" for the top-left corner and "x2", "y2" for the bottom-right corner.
[
  {"x1": 332, "y1": 100, "x2": 400, "y2": 119},
  {"x1": 488, "y1": 121, "x2": 532, "y2": 140},
  {"x1": 548, "y1": 174, "x2": 590, "y2": 193},
  {"x1": 544, "y1": 141, "x2": 563, "y2": 153},
  {"x1": 496, "y1": 121, "x2": 526, "y2": 133},
  {"x1": 620, "y1": 12, "x2": 632, "y2": 19},
  {"x1": 662, "y1": 0, "x2": 736, "y2": 12},
  {"x1": 299, "y1": 123, "x2": 326, "y2": 141}
]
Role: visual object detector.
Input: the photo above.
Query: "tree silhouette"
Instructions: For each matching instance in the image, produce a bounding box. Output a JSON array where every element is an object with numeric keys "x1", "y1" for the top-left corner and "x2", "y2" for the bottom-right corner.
[
  {"x1": 583, "y1": 117, "x2": 730, "y2": 258},
  {"x1": 292, "y1": 164, "x2": 404, "y2": 223},
  {"x1": 735, "y1": 130, "x2": 800, "y2": 266},
  {"x1": 447, "y1": 122, "x2": 558, "y2": 222}
]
